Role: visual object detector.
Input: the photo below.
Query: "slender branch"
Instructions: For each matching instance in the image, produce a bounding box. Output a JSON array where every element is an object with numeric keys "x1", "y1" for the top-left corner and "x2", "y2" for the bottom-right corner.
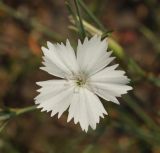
[
  {"x1": 66, "y1": 1, "x2": 79, "y2": 31},
  {"x1": 1, "y1": 105, "x2": 37, "y2": 119},
  {"x1": 73, "y1": 0, "x2": 86, "y2": 39},
  {"x1": 0, "y1": 106, "x2": 36, "y2": 132},
  {"x1": 14, "y1": 105, "x2": 37, "y2": 116},
  {"x1": 78, "y1": 0, "x2": 106, "y2": 31},
  {"x1": 0, "y1": 121, "x2": 9, "y2": 132}
]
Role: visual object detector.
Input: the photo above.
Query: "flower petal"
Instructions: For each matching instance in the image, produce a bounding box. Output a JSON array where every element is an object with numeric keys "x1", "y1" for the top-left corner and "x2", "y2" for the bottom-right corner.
[
  {"x1": 77, "y1": 35, "x2": 113, "y2": 75},
  {"x1": 53, "y1": 40, "x2": 79, "y2": 74},
  {"x1": 67, "y1": 88, "x2": 107, "y2": 132},
  {"x1": 89, "y1": 82, "x2": 132, "y2": 104},
  {"x1": 40, "y1": 56, "x2": 66, "y2": 78},
  {"x1": 90, "y1": 64, "x2": 130, "y2": 84},
  {"x1": 88, "y1": 64, "x2": 132, "y2": 104},
  {"x1": 41, "y1": 40, "x2": 79, "y2": 78},
  {"x1": 35, "y1": 79, "x2": 74, "y2": 116},
  {"x1": 41, "y1": 46, "x2": 70, "y2": 78},
  {"x1": 35, "y1": 80, "x2": 69, "y2": 103}
]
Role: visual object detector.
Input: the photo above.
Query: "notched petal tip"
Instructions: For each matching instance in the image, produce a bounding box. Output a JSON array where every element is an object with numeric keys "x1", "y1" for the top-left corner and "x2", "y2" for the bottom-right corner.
[
  {"x1": 78, "y1": 39, "x2": 82, "y2": 44},
  {"x1": 112, "y1": 64, "x2": 119, "y2": 70},
  {"x1": 34, "y1": 100, "x2": 40, "y2": 104},
  {"x1": 102, "y1": 36, "x2": 108, "y2": 42},
  {"x1": 36, "y1": 88, "x2": 42, "y2": 92},
  {"x1": 83, "y1": 37, "x2": 89, "y2": 43},
  {"x1": 90, "y1": 124, "x2": 96, "y2": 130},
  {"x1": 110, "y1": 56, "x2": 116, "y2": 61},
  {"x1": 103, "y1": 109, "x2": 108, "y2": 115},
  {"x1": 66, "y1": 38, "x2": 70, "y2": 45},
  {"x1": 128, "y1": 86, "x2": 133, "y2": 91},
  {"x1": 84, "y1": 129, "x2": 88, "y2": 133},
  {"x1": 39, "y1": 67, "x2": 46, "y2": 71},
  {"x1": 58, "y1": 112, "x2": 63, "y2": 119},
  {"x1": 107, "y1": 50, "x2": 113, "y2": 57},
  {"x1": 36, "y1": 82, "x2": 42, "y2": 86},
  {"x1": 112, "y1": 98, "x2": 120, "y2": 105},
  {"x1": 36, "y1": 104, "x2": 42, "y2": 109},
  {"x1": 41, "y1": 108, "x2": 46, "y2": 112},
  {"x1": 67, "y1": 116, "x2": 72, "y2": 123},
  {"x1": 41, "y1": 46, "x2": 49, "y2": 55},
  {"x1": 51, "y1": 111, "x2": 57, "y2": 117},
  {"x1": 41, "y1": 46, "x2": 47, "y2": 51},
  {"x1": 47, "y1": 41, "x2": 52, "y2": 47},
  {"x1": 83, "y1": 127, "x2": 89, "y2": 133}
]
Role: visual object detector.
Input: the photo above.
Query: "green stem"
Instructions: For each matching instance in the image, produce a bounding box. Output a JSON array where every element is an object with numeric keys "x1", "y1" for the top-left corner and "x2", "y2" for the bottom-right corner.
[
  {"x1": 0, "y1": 106, "x2": 36, "y2": 132},
  {"x1": 14, "y1": 105, "x2": 37, "y2": 116},
  {"x1": 78, "y1": 0, "x2": 106, "y2": 31},
  {"x1": 74, "y1": 0, "x2": 86, "y2": 40},
  {"x1": 66, "y1": 1, "x2": 79, "y2": 30},
  {"x1": 0, "y1": 121, "x2": 9, "y2": 132}
]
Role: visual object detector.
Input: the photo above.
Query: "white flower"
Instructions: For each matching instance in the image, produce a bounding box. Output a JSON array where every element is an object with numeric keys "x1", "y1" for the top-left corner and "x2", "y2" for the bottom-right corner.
[{"x1": 35, "y1": 35, "x2": 132, "y2": 132}]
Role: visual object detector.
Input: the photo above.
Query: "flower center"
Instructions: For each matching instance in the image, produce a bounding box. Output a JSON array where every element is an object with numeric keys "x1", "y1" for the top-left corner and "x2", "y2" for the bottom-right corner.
[
  {"x1": 76, "y1": 78, "x2": 86, "y2": 87},
  {"x1": 74, "y1": 72, "x2": 88, "y2": 87}
]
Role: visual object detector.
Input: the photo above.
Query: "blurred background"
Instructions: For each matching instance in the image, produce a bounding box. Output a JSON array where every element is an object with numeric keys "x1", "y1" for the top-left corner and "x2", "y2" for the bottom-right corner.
[{"x1": 0, "y1": 0, "x2": 160, "y2": 153}]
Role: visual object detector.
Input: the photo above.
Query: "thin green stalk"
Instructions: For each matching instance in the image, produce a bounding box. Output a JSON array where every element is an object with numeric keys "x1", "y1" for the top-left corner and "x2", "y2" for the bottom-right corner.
[
  {"x1": 0, "y1": 114, "x2": 11, "y2": 121},
  {"x1": 14, "y1": 105, "x2": 37, "y2": 116},
  {"x1": 66, "y1": 1, "x2": 79, "y2": 31},
  {"x1": 1, "y1": 105, "x2": 36, "y2": 127},
  {"x1": 73, "y1": 0, "x2": 86, "y2": 40},
  {"x1": 0, "y1": 121, "x2": 9, "y2": 132},
  {"x1": 1, "y1": 106, "x2": 37, "y2": 119},
  {"x1": 78, "y1": 0, "x2": 106, "y2": 31},
  {"x1": 0, "y1": 106, "x2": 37, "y2": 132}
]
